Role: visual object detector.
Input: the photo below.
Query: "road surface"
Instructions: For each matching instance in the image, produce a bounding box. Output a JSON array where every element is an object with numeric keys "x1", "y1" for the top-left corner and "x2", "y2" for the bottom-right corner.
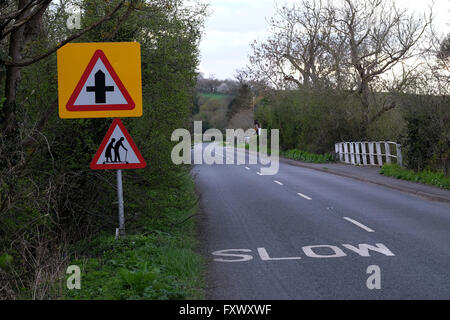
[{"x1": 193, "y1": 144, "x2": 450, "y2": 299}]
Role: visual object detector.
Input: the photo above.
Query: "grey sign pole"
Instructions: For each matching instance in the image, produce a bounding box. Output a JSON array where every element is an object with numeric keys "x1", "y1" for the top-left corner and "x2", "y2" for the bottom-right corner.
[{"x1": 117, "y1": 169, "x2": 125, "y2": 236}]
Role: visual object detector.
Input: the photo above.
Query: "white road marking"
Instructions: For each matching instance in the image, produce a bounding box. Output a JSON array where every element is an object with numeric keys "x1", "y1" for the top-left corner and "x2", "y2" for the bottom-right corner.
[
  {"x1": 343, "y1": 217, "x2": 375, "y2": 233},
  {"x1": 297, "y1": 192, "x2": 312, "y2": 201},
  {"x1": 245, "y1": 167, "x2": 250, "y2": 170},
  {"x1": 273, "y1": 180, "x2": 283, "y2": 186},
  {"x1": 257, "y1": 172, "x2": 262, "y2": 176},
  {"x1": 213, "y1": 243, "x2": 395, "y2": 262},
  {"x1": 257, "y1": 248, "x2": 301, "y2": 261}
]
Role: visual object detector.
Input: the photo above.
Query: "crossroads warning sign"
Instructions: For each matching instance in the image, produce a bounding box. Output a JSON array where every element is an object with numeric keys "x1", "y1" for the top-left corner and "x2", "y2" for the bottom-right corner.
[
  {"x1": 57, "y1": 42, "x2": 142, "y2": 119},
  {"x1": 90, "y1": 118, "x2": 146, "y2": 170}
]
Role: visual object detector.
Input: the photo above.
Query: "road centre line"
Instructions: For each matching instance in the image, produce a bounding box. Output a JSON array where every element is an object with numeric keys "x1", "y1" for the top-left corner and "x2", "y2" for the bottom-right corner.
[
  {"x1": 273, "y1": 180, "x2": 283, "y2": 186},
  {"x1": 343, "y1": 217, "x2": 375, "y2": 232},
  {"x1": 297, "y1": 193, "x2": 312, "y2": 201}
]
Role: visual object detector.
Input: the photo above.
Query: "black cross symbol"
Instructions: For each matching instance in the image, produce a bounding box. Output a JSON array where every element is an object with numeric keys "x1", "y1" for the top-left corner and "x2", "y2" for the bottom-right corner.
[{"x1": 86, "y1": 70, "x2": 114, "y2": 103}]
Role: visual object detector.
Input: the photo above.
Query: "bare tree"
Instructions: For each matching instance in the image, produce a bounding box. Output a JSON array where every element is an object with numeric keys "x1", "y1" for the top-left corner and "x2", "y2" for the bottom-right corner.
[
  {"x1": 329, "y1": 0, "x2": 433, "y2": 128},
  {"x1": 246, "y1": 0, "x2": 434, "y2": 133},
  {"x1": 247, "y1": 0, "x2": 337, "y2": 89}
]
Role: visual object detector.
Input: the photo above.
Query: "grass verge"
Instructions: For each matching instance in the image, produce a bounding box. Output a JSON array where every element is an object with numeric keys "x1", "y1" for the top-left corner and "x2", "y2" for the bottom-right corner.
[
  {"x1": 380, "y1": 164, "x2": 450, "y2": 190},
  {"x1": 63, "y1": 170, "x2": 205, "y2": 300}
]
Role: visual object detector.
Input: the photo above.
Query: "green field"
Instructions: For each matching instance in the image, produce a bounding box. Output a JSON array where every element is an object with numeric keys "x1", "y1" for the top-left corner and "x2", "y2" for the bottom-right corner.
[{"x1": 199, "y1": 92, "x2": 231, "y2": 101}]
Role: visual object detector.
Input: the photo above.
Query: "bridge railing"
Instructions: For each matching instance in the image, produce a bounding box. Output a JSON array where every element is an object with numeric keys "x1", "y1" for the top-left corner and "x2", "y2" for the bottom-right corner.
[{"x1": 335, "y1": 141, "x2": 402, "y2": 167}]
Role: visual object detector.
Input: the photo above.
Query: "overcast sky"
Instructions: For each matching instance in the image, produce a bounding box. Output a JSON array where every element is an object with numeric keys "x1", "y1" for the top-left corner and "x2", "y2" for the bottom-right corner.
[{"x1": 198, "y1": 0, "x2": 450, "y2": 80}]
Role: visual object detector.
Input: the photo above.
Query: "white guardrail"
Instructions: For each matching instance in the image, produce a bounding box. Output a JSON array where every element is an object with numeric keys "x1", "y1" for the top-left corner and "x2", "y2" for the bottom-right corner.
[{"x1": 335, "y1": 141, "x2": 402, "y2": 167}]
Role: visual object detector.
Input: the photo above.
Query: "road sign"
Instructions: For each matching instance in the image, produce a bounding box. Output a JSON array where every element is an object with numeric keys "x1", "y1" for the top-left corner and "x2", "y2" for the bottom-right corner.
[
  {"x1": 90, "y1": 118, "x2": 146, "y2": 170},
  {"x1": 57, "y1": 42, "x2": 142, "y2": 119}
]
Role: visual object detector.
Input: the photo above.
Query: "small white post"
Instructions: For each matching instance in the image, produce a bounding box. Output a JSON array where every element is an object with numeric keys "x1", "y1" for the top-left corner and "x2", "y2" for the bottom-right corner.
[
  {"x1": 368, "y1": 142, "x2": 375, "y2": 165},
  {"x1": 361, "y1": 142, "x2": 367, "y2": 165},
  {"x1": 376, "y1": 142, "x2": 383, "y2": 166},
  {"x1": 396, "y1": 144, "x2": 403, "y2": 167},
  {"x1": 385, "y1": 142, "x2": 391, "y2": 164},
  {"x1": 117, "y1": 169, "x2": 125, "y2": 237},
  {"x1": 344, "y1": 143, "x2": 349, "y2": 163},
  {"x1": 350, "y1": 143, "x2": 355, "y2": 165},
  {"x1": 355, "y1": 142, "x2": 361, "y2": 165}
]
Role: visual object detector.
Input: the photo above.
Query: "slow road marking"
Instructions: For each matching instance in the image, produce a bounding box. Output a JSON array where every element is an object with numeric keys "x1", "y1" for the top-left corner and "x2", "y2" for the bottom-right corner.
[
  {"x1": 212, "y1": 243, "x2": 394, "y2": 262},
  {"x1": 343, "y1": 217, "x2": 375, "y2": 232}
]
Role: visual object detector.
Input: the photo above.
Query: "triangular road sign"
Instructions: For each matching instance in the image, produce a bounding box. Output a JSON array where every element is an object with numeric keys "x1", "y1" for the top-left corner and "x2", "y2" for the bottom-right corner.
[
  {"x1": 90, "y1": 118, "x2": 146, "y2": 170},
  {"x1": 67, "y1": 50, "x2": 135, "y2": 111}
]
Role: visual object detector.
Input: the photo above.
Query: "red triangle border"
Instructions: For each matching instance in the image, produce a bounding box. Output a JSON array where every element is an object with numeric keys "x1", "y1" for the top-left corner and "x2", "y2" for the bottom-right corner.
[
  {"x1": 90, "y1": 118, "x2": 146, "y2": 170},
  {"x1": 67, "y1": 50, "x2": 135, "y2": 111}
]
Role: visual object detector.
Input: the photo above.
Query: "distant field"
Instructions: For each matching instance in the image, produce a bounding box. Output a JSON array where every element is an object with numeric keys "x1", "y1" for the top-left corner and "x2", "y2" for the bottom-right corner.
[{"x1": 199, "y1": 92, "x2": 232, "y2": 100}]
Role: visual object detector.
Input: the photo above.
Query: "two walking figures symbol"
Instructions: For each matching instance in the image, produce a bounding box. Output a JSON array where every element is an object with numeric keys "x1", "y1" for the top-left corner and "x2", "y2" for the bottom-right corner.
[{"x1": 104, "y1": 137, "x2": 129, "y2": 164}]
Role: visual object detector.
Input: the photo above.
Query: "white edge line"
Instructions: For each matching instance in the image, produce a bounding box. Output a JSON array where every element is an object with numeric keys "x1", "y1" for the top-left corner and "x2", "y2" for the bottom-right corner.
[
  {"x1": 297, "y1": 192, "x2": 312, "y2": 201},
  {"x1": 343, "y1": 217, "x2": 375, "y2": 232}
]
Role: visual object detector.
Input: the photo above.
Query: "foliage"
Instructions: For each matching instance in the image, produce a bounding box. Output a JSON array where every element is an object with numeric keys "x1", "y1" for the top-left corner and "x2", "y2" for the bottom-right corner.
[
  {"x1": 227, "y1": 84, "x2": 252, "y2": 119},
  {"x1": 400, "y1": 94, "x2": 449, "y2": 174},
  {"x1": 255, "y1": 89, "x2": 363, "y2": 154},
  {"x1": 193, "y1": 94, "x2": 231, "y2": 132},
  {"x1": 380, "y1": 164, "x2": 450, "y2": 190}
]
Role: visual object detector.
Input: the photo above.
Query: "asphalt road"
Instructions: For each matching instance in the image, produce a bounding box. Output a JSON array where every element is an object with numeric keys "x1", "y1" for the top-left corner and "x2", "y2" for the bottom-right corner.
[{"x1": 193, "y1": 143, "x2": 450, "y2": 299}]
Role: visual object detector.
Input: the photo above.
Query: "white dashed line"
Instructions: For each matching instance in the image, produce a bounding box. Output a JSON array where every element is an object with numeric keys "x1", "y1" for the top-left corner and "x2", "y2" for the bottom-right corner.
[
  {"x1": 343, "y1": 217, "x2": 375, "y2": 232},
  {"x1": 273, "y1": 180, "x2": 283, "y2": 186},
  {"x1": 257, "y1": 172, "x2": 262, "y2": 176},
  {"x1": 297, "y1": 193, "x2": 312, "y2": 201},
  {"x1": 245, "y1": 167, "x2": 250, "y2": 170}
]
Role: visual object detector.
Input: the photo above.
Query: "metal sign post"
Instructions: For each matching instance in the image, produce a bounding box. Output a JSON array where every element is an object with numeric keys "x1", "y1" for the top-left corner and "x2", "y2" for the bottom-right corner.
[{"x1": 117, "y1": 169, "x2": 125, "y2": 236}]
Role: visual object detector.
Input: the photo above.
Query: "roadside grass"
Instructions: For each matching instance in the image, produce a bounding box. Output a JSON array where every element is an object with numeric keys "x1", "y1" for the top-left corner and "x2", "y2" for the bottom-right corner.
[
  {"x1": 280, "y1": 149, "x2": 333, "y2": 163},
  {"x1": 63, "y1": 170, "x2": 205, "y2": 300},
  {"x1": 380, "y1": 164, "x2": 450, "y2": 190}
]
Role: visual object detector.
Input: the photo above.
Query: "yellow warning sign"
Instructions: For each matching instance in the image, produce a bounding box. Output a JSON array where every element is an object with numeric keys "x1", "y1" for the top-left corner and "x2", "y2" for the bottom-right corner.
[{"x1": 57, "y1": 42, "x2": 142, "y2": 119}]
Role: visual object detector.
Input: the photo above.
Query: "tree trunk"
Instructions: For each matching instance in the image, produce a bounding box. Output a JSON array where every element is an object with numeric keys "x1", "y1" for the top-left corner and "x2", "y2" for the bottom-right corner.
[
  {"x1": 358, "y1": 79, "x2": 370, "y2": 138},
  {"x1": 2, "y1": 1, "x2": 26, "y2": 132}
]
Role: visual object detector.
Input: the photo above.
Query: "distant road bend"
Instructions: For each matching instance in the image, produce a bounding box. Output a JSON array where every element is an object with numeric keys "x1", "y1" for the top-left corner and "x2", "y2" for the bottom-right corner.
[{"x1": 194, "y1": 143, "x2": 450, "y2": 299}]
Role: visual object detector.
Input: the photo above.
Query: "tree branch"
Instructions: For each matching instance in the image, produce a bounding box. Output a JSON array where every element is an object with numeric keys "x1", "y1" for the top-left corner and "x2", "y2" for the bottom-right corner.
[
  {"x1": 2, "y1": 0, "x2": 126, "y2": 68},
  {"x1": 1, "y1": 0, "x2": 51, "y2": 40}
]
